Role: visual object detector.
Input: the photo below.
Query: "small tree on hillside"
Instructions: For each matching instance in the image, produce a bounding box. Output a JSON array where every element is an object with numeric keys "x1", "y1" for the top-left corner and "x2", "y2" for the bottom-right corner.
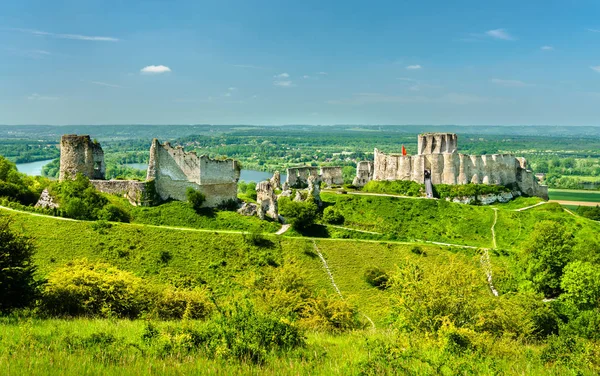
[
  {"x1": 522, "y1": 221, "x2": 574, "y2": 298},
  {"x1": 187, "y1": 188, "x2": 206, "y2": 213},
  {"x1": 278, "y1": 197, "x2": 318, "y2": 231},
  {"x1": 0, "y1": 217, "x2": 39, "y2": 313}
]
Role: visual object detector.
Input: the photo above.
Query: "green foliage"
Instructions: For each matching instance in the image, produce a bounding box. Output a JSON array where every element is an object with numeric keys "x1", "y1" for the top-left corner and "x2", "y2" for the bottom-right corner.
[
  {"x1": 362, "y1": 180, "x2": 423, "y2": 196},
  {"x1": 577, "y1": 205, "x2": 600, "y2": 220},
  {"x1": 0, "y1": 155, "x2": 42, "y2": 205},
  {"x1": 98, "y1": 204, "x2": 130, "y2": 223},
  {"x1": 52, "y1": 174, "x2": 109, "y2": 220},
  {"x1": 41, "y1": 259, "x2": 152, "y2": 318},
  {"x1": 363, "y1": 266, "x2": 389, "y2": 290},
  {"x1": 278, "y1": 197, "x2": 318, "y2": 231},
  {"x1": 0, "y1": 217, "x2": 39, "y2": 313},
  {"x1": 322, "y1": 206, "x2": 344, "y2": 224},
  {"x1": 152, "y1": 288, "x2": 214, "y2": 320},
  {"x1": 560, "y1": 261, "x2": 600, "y2": 311},
  {"x1": 434, "y1": 183, "x2": 511, "y2": 200},
  {"x1": 186, "y1": 188, "x2": 206, "y2": 213},
  {"x1": 521, "y1": 221, "x2": 574, "y2": 298}
]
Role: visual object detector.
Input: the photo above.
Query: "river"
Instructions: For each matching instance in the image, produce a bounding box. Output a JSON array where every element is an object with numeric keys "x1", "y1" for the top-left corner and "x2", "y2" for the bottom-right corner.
[{"x1": 15, "y1": 159, "x2": 284, "y2": 183}]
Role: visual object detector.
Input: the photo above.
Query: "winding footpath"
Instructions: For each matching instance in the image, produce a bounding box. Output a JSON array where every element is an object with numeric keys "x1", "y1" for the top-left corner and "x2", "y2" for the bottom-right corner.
[{"x1": 481, "y1": 208, "x2": 499, "y2": 297}]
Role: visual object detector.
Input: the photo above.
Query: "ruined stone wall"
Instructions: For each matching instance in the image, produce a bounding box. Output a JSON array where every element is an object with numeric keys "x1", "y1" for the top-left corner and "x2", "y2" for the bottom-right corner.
[
  {"x1": 146, "y1": 139, "x2": 240, "y2": 206},
  {"x1": 59, "y1": 134, "x2": 105, "y2": 181},
  {"x1": 353, "y1": 161, "x2": 373, "y2": 187},
  {"x1": 417, "y1": 133, "x2": 458, "y2": 155},
  {"x1": 256, "y1": 181, "x2": 278, "y2": 220},
  {"x1": 320, "y1": 167, "x2": 344, "y2": 187},
  {"x1": 91, "y1": 180, "x2": 154, "y2": 206},
  {"x1": 285, "y1": 167, "x2": 319, "y2": 188}
]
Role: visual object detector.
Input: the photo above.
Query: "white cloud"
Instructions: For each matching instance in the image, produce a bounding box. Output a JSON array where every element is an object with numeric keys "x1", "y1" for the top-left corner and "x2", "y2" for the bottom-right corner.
[
  {"x1": 303, "y1": 75, "x2": 310, "y2": 79},
  {"x1": 89, "y1": 81, "x2": 124, "y2": 88},
  {"x1": 397, "y1": 77, "x2": 418, "y2": 82},
  {"x1": 12, "y1": 28, "x2": 118, "y2": 42},
  {"x1": 274, "y1": 80, "x2": 293, "y2": 87},
  {"x1": 591, "y1": 66, "x2": 600, "y2": 73},
  {"x1": 228, "y1": 87, "x2": 237, "y2": 91},
  {"x1": 541, "y1": 46, "x2": 554, "y2": 51},
  {"x1": 406, "y1": 65, "x2": 422, "y2": 70},
  {"x1": 485, "y1": 29, "x2": 513, "y2": 40},
  {"x1": 275, "y1": 72, "x2": 290, "y2": 78},
  {"x1": 318, "y1": 72, "x2": 328, "y2": 75},
  {"x1": 490, "y1": 78, "x2": 532, "y2": 87},
  {"x1": 140, "y1": 65, "x2": 171, "y2": 74},
  {"x1": 587, "y1": 29, "x2": 600, "y2": 33},
  {"x1": 27, "y1": 93, "x2": 58, "y2": 100},
  {"x1": 224, "y1": 92, "x2": 232, "y2": 97}
]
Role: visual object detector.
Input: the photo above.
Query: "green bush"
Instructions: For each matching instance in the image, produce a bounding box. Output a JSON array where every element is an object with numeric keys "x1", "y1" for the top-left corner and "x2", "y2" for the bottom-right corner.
[
  {"x1": 52, "y1": 174, "x2": 108, "y2": 220},
  {"x1": 152, "y1": 288, "x2": 214, "y2": 320},
  {"x1": 278, "y1": 197, "x2": 318, "y2": 231},
  {"x1": 364, "y1": 266, "x2": 389, "y2": 290},
  {"x1": 362, "y1": 180, "x2": 423, "y2": 196},
  {"x1": 434, "y1": 183, "x2": 510, "y2": 200},
  {"x1": 41, "y1": 259, "x2": 151, "y2": 318},
  {"x1": 98, "y1": 204, "x2": 130, "y2": 222},
  {"x1": 186, "y1": 188, "x2": 206, "y2": 213},
  {"x1": 322, "y1": 206, "x2": 344, "y2": 224},
  {"x1": 0, "y1": 217, "x2": 40, "y2": 313}
]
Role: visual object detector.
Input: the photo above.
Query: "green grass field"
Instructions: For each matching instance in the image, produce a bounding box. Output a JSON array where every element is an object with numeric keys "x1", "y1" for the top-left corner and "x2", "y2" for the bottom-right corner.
[{"x1": 548, "y1": 189, "x2": 600, "y2": 203}]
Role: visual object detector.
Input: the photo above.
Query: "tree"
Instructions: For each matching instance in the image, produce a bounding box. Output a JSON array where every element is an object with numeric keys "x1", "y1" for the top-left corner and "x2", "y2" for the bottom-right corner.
[
  {"x1": 186, "y1": 187, "x2": 206, "y2": 213},
  {"x1": 322, "y1": 206, "x2": 344, "y2": 224},
  {"x1": 522, "y1": 221, "x2": 574, "y2": 298},
  {"x1": 561, "y1": 261, "x2": 600, "y2": 311},
  {"x1": 278, "y1": 197, "x2": 318, "y2": 231},
  {"x1": 0, "y1": 217, "x2": 39, "y2": 313}
]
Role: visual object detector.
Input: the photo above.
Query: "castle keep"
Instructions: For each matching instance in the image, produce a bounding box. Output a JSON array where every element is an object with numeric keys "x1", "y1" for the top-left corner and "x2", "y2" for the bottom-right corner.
[
  {"x1": 356, "y1": 133, "x2": 548, "y2": 199},
  {"x1": 58, "y1": 135, "x2": 241, "y2": 207}
]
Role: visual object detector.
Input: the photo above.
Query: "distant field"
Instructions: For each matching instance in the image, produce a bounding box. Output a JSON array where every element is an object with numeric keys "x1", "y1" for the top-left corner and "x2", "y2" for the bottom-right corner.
[{"x1": 548, "y1": 189, "x2": 600, "y2": 203}]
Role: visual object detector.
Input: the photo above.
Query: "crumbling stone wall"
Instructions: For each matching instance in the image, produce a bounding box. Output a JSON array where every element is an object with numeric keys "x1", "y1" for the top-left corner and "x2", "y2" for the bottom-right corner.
[
  {"x1": 256, "y1": 180, "x2": 278, "y2": 220},
  {"x1": 91, "y1": 180, "x2": 154, "y2": 206},
  {"x1": 59, "y1": 134, "x2": 105, "y2": 181},
  {"x1": 320, "y1": 167, "x2": 344, "y2": 187},
  {"x1": 285, "y1": 167, "x2": 320, "y2": 188},
  {"x1": 367, "y1": 133, "x2": 548, "y2": 199},
  {"x1": 353, "y1": 161, "x2": 373, "y2": 187},
  {"x1": 146, "y1": 139, "x2": 241, "y2": 207}
]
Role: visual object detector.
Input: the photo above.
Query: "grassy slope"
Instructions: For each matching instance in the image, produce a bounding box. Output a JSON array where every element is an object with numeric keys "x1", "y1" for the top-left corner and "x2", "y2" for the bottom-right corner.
[
  {"x1": 321, "y1": 193, "x2": 495, "y2": 248},
  {"x1": 3, "y1": 207, "x2": 464, "y2": 325}
]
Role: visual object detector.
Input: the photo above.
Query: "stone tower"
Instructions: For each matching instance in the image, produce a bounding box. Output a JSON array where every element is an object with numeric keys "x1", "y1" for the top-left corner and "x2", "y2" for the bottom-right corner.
[
  {"x1": 59, "y1": 134, "x2": 105, "y2": 181},
  {"x1": 417, "y1": 133, "x2": 458, "y2": 155}
]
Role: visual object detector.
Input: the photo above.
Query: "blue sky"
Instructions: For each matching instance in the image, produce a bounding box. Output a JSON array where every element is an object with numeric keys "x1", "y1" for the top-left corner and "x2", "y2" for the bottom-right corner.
[{"x1": 1, "y1": 0, "x2": 600, "y2": 125}]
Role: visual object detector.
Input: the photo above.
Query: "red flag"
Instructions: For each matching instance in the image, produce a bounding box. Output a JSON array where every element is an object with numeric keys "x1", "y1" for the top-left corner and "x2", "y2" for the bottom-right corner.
[{"x1": 402, "y1": 145, "x2": 407, "y2": 156}]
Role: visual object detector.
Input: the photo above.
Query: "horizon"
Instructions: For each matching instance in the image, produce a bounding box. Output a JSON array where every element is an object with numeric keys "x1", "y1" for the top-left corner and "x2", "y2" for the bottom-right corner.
[{"x1": 2, "y1": 0, "x2": 600, "y2": 126}]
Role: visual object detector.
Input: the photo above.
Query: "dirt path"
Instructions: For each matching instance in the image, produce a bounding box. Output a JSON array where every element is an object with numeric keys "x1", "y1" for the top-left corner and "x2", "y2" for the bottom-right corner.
[
  {"x1": 491, "y1": 208, "x2": 498, "y2": 249},
  {"x1": 275, "y1": 224, "x2": 291, "y2": 235},
  {"x1": 549, "y1": 200, "x2": 600, "y2": 207},
  {"x1": 481, "y1": 208, "x2": 500, "y2": 297},
  {"x1": 514, "y1": 201, "x2": 547, "y2": 212}
]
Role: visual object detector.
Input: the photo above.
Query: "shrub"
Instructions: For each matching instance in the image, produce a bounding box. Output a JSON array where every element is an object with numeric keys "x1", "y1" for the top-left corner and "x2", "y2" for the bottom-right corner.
[
  {"x1": 0, "y1": 217, "x2": 40, "y2": 313},
  {"x1": 186, "y1": 188, "x2": 206, "y2": 213},
  {"x1": 152, "y1": 288, "x2": 214, "y2": 320},
  {"x1": 410, "y1": 246, "x2": 426, "y2": 256},
  {"x1": 41, "y1": 259, "x2": 151, "y2": 318},
  {"x1": 560, "y1": 261, "x2": 600, "y2": 311},
  {"x1": 52, "y1": 175, "x2": 108, "y2": 220},
  {"x1": 98, "y1": 204, "x2": 130, "y2": 222},
  {"x1": 300, "y1": 296, "x2": 362, "y2": 333},
  {"x1": 322, "y1": 206, "x2": 344, "y2": 224},
  {"x1": 278, "y1": 197, "x2": 318, "y2": 231},
  {"x1": 364, "y1": 266, "x2": 390, "y2": 289},
  {"x1": 363, "y1": 180, "x2": 423, "y2": 196}
]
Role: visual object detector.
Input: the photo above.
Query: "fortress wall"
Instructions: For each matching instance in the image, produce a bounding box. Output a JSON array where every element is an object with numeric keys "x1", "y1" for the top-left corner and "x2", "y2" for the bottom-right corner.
[
  {"x1": 146, "y1": 138, "x2": 240, "y2": 206},
  {"x1": 91, "y1": 180, "x2": 153, "y2": 206},
  {"x1": 59, "y1": 135, "x2": 105, "y2": 181},
  {"x1": 286, "y1": 167, "x2": 319, "y2": 188},
  {"x1": 353, "y1": 161, "x2": 373, "y2": 187},
  {"x1": 256, "y1": 181, "x2": 278, "y2": 220},
  {"x1": 320, "y1": 167, "x2": 344, "y2": 186},
  {"x1": 418, "y1": 133, "x2": 458, "y2": 155}
]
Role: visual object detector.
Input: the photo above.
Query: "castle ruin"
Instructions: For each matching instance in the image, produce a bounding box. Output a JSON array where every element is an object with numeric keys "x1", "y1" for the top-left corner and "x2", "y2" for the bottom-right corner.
[
  {"x1": 285, "y1": 166, "x2": 343, "y2": 188},
  {"x1": 355, "y1": 133, "x2": 548, "y2": 199},
  {"x1": 58, "y1": 135, "x2": 241, "y2": 207}
]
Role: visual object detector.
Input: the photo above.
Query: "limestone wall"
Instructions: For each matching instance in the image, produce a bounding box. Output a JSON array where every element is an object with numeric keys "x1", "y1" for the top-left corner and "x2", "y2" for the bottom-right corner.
[
  {"x1": 59, "y1": 134, "x2": 105, "y2": 181},
  {"x1": 320, "y1": 167, "x2": 344, "y2": 187},
  {"x1": 256, "y1": 181, "x2": 278, "y2": 220},
  {"x1": 418, "y1": 133, "x2": 458, "y2": 154},
  {"x1": 286, "y1": 167, "x2": 319, "y2": 188},
  {"x1": 353, "y1": 161, "x2": 373, "y2": 187},
  {"x1": 146, "y1": 139, "x2": 241, "y2": 206},
  {"x1": 91, "y1": 180, "x2": 154, "y2": 206}
]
